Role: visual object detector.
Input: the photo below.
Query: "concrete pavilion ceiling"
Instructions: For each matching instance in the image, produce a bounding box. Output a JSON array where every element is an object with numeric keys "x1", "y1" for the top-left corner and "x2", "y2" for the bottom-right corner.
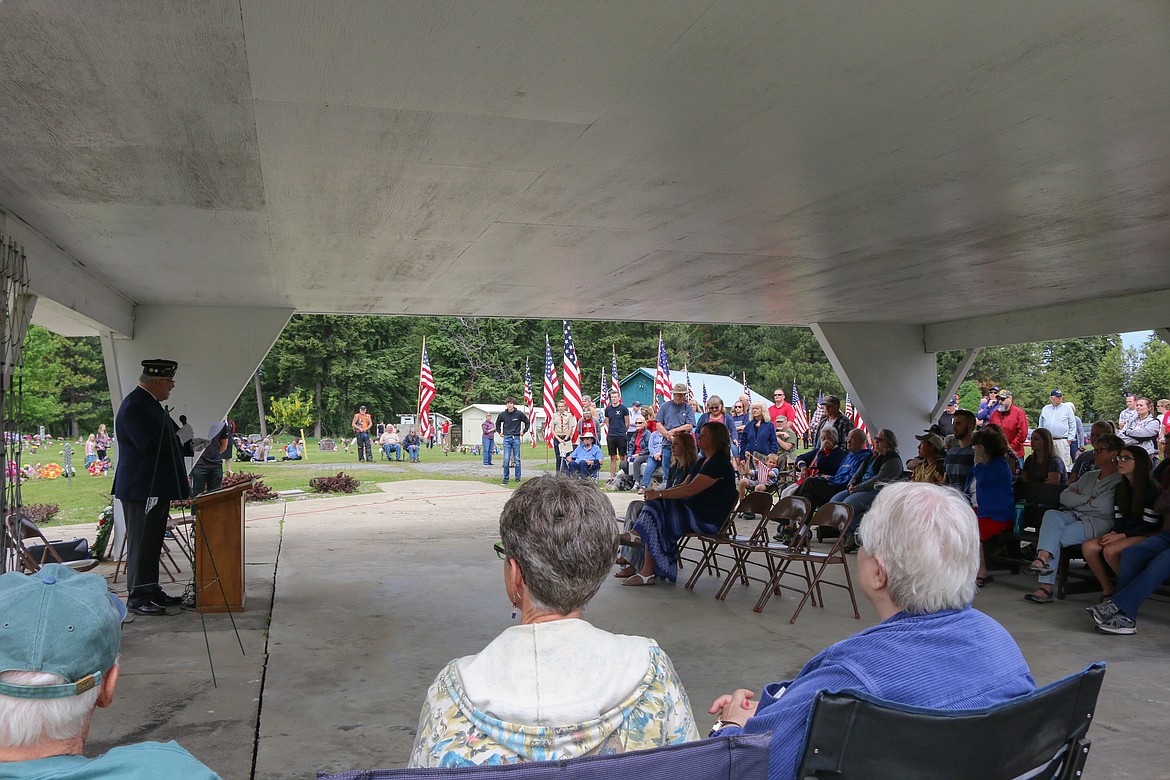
[{"x1": 2, "y1": 0, "x2": 1169, "y2": 331}]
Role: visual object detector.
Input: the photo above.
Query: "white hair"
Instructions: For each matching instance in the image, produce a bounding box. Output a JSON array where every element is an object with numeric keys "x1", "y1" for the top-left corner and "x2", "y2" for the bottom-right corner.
[
  {"x1": 861, "y1": 482, "x2": 978, "y2": 614},
  {"x1": 0, "y1": 670, "x2": 101, "y2": 749}
]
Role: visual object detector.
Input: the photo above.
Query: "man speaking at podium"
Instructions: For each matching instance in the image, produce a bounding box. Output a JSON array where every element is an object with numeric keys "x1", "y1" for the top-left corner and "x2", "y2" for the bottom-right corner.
[{"x1": 113, "y1": 359, "x2": 191, "y2": 617}]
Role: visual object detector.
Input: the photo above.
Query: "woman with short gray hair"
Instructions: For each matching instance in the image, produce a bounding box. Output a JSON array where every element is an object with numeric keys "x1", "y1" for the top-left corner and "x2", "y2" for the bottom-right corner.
[{"x1": 409, "y1": 476, "x2": 699, "y2": 767}]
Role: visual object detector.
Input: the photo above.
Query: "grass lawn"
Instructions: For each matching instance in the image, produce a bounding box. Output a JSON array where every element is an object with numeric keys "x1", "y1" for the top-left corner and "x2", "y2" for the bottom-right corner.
[{"x1": 18, "y1": 438, "x2": 558, "y2": 527}]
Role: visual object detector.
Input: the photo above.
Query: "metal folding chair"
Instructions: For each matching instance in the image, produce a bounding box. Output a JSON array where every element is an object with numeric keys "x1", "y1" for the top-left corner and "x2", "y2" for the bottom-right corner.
[
  {"x1": 683, "y1": 492, "x2": 774, "y2": 591},
  {"x1": 715, "y1": 495, "x2": 812, "y2": 601}
]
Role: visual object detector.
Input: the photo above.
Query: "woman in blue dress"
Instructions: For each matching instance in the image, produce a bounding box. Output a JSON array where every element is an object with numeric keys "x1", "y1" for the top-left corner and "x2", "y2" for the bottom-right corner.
[{"x1": 619, "y1": 422, "x2": 738, "y2": 585}]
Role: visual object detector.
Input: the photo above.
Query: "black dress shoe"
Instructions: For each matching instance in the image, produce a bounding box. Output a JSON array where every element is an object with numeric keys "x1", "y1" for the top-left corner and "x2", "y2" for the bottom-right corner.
[
  {"x1": 127, "y1": 601, "x2": 168, "y2": 616},
  {"x1": 150, "y1": 590, "x2": 183, "y2": 607}
]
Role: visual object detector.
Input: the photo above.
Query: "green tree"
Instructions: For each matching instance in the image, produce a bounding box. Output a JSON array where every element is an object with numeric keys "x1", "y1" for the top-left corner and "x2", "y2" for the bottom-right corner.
[
  {"x1": 266, "y1": 388, "x2": 315, "y2": 436},
  {"x1": 1130, "y1": 337, "x2": 1170, "y2": 403},
  {"x1": 1092, "y1": 344, "x2": 1133, "y2": 423}
]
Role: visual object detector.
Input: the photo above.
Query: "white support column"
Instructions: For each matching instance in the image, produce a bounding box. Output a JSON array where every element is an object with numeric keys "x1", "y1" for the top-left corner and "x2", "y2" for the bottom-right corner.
[
  {"x1": 810, "y1": 322, "x2": 937, "y2": 450},
  {"x1": 101, "y1": 305, "x2": 292, "y2": 559},
  {"x1": 102, "y1": 305, "x2": 294, "y2": 429}
]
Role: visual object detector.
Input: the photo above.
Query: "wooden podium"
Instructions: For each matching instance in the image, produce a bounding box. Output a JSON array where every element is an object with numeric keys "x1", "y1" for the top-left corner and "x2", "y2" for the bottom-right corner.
[{"x1": 192, "y1": 481, "x2": 251, "y2": 613}]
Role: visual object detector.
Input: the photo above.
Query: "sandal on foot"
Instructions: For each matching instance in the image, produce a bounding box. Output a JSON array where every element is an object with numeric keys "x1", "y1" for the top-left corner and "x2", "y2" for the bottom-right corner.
[
  {"x1": 975, "y1": 575, "x2": 994, "y2": 588},
  {"x1": 1027, "y1": 559, "x2": 1053, "y2": 576},
  {"x1": 1024, "y1": 587, "x2": 1054, "y2": 604},
  {"x1": 622, "y1": 573, "x2": 655, "y2": 586},
  {"x1": 614, "y1": 566, "x2": 636, "y2": 578}
]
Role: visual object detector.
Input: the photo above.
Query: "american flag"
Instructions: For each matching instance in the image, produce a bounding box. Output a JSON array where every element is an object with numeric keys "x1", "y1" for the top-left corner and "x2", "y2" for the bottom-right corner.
[
  {"x1": 702, "y1": 381, "x2": 708, "y2": 405},
  {"x1": 417, "y1": 340, "x2": 436, "y2": 440},
  {"x1": 845, "y1": 393, "x2": 869, "y2": 435},
  {"x1": 684, "y1": 365, "x2": 694, "y2": 404},
  {"x1": 600, "y1": 367, "x2": 607, "y2": 407},
  {"x1": 610, "y1": 347, "x2": 622, "y2": 403},
  {"x1": 808, "y1": 391, "x2": 826, "y2": 434},
  {"x1": 562, "y1": 320, "x2": 583, "y2": 423},
  {"x1": 653, "y1": 332, "x2": 672, "y2": 403},
  {"x1": 541, "y1": 335, "x2": 559, "y2": 445},
  {"x1": 790, "y1": 380, "x2": 810, "y2": 435},
  {"x1": 742, "y1": 373, "x2": 751, "y2": 399}
]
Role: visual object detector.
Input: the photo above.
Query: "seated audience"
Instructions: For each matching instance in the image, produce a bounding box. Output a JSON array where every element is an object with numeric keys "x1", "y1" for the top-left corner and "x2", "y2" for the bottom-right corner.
[
  {"x1": 379, "y1": 428, "x2": 402, "y2": 461},
  {"x1": 403, "y1": 429, "x2": 421, "y2": 462},
  {"x1": 1079, "y1": 445, "x2": 1162, "y2": 600},
  {"x1": 737, "y1": 452, "x2": 780, "y2": 501},
  {"x1": 792, "y1": 428, "x2": 870, "y2": 510},
  {"x1": 0, "y1": 564, "x2": 220, "y2": 777},
  {"x1": 638, "y1": 419, "x2": 666, "y2": 494},
  {"x1": 910, "y1": 432, "x2": 946, "y2": 485},
  {"x1": 707, "y1": 483, "x2": 1035, "y2": 779},
  {"x1": 282, "y1": 438, "x2": 303, "y2": 461},
  {"x1": 788, "y1": 428, "x2": 845, "y2": 489},
  {"x1": 1089, "y1": 516, "x2": 1170, "y2": 635},
  {"x1": 1021, "y1": 428, "x2": 1067, "y2": 485},
  {"x1": 409, "y1": 477, "x2": 698, "y2": 766},
  {"x1": 564, "y1": 432, "x2": 604, "y2": 481},
  {"x1": 663, "y1": 432, "x2": 698, "y2": 489},
  {"x1": 830, "y1": 429, "x2": 902, "y2": 537},
  {"x1": 966, "y1": 428, "x2": 1017, "y2": 587},
  {"x1": 1023, "y1": 434, "x2": 1124, "y2": 603},
  {"x1": 618, "y1": 423, "x2": 738, "y2": 585},
  {"x1": 944, "y1": 410, "x2": 977, "y2": 488},
  {"x1": 1070, "y1": 421, "x2": 1115, "y2": 478}
]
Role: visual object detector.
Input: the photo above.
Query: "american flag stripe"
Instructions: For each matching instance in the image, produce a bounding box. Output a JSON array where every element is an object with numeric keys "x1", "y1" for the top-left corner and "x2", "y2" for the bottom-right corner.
[
  {"x1": 845, "y1": 393, "x2": 869, "y2": 435},
  {"x1": 542, "y1": 335, "x2": 558, "y2": 446},
  {"x1": 418, "y1": 342, "x2": 436, "y2": 439},
  {"x1": 808, "y1": 391, "x2": 826, "y2": 434},
  {"x1": 610, "y1": 347, "x2": 622, "y2": 403},
  {"x1": 563, "y1": 320, "x2": 583, "y2": 424},
  {"x1": 654, "y1": 333, "x2": 672, "y2": 403},
  {"x1": 790, "y1": 380, "x2": 810, "y2": 435}
]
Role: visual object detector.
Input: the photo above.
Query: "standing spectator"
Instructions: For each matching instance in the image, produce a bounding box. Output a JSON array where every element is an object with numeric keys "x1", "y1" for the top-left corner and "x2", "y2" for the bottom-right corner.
[
  {"x1": 738, "y1": 402, "x2": 778, "y2": 469},
  {"x1": 1121, "y1": 397, "x2": 1161, "y2": 462},
  {"x1": 696, "y1": 396, "x2": 736, "y2": 446},
  {"x1": 1065, "y1": 402, "x2": 1086, "y2": 460},
  {"x1": 814, "y1": 395, "x2": 852, "y2": 453},
  {"x1": 480, "y1": 413, "x2": 496, "y2": 466},
  {"x1": 95, "y1": 423, "x2": 111, "y2": 464},
  {"x1": 944, "y1": 410, "x2": 977, "y2": 489},
  {"x1": 84, "y1": 434, "x2": 98, "y2": 468},
  {"x1": 936, "y1": 396, "x2": 959, "y2": 438},
  {"x1": 976, "y1": 386, "x2": 997, "y2": 428},
  {"x1": 1158, "y1": 399, "x2": 1170, "y2": 461},
  {"x1": 603, "y1": 389, "x2": 630, "y2": 488},
  {"x1": 548, "y1": 399, "x2": 574, "y2": 473},
  {"x1": 768, "y1": 388, "x2": 796, "y2": 430},
  {"x1": 351, "y1": 405, "x2": 373, "y2": 462},
  {"x1": 1038, "y1": 389, "x2": 1077, "y2": 469},
  {"x1": 988, "y1": 389, "x2": 1028, "y2": 463},
  {"x1": 112, "y1": 358, "x2": 189, "y2": 616},
  {"x1": 496, "y1": 397, "x2": 530, "y2": 485},
  {"x1": 1118, "y1": 393, "x2": 1138, "y2": 434},
  {"x1": 729, "y1": 400, "x2": 748, "y2": 466},
  {"x1": 578, "y1": 397, "x2": 601, "y2": 441},
  {"x1": 191, "y1": 421, "x2": 230, "y2": 496},
  {"x1": 655, "y1": 383, "x2": 696, "y2": 486},
  {"x1": 440, "y1": 418, "x2": 450, "y2": 453},
  {"x1": 403, "y1": 428, "x2": 422, "y2": 462}
]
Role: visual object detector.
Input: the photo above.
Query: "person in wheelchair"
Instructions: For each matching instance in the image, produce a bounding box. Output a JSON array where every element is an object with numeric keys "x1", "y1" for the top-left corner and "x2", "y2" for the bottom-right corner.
[{"x1": 708, "y1": 482, "x2": 1035, "y2": 780}]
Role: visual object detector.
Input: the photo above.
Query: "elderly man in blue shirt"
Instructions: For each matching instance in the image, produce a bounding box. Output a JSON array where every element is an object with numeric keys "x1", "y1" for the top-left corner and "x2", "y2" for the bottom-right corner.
[
  {"x1": 707, "y1": 482, "x2": 1035, "y2": 780},
  {"x1": 563, "y1": 432, "x2": 604, "y2": 481},
  {"x1": 793, "y1": 428, "x2": 871, "y2": 510},
  {"x1": 1038, "y1": 389, "x2": 1078, "y2": 469},
  {"x1": 655, "y1": 382, "x2": 697, "y2": 485}
]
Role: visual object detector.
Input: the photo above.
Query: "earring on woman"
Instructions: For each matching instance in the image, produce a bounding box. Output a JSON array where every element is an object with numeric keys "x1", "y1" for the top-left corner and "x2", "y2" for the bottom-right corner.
[{"x1": 509, "y1": 593, "x2": 519, "y2": 620}]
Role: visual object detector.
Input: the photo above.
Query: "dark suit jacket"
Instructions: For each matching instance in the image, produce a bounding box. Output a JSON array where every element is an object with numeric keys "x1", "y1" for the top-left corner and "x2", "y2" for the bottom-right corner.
[{"x1": 112, "y1": 386, "x2": 191, "y2": 501}]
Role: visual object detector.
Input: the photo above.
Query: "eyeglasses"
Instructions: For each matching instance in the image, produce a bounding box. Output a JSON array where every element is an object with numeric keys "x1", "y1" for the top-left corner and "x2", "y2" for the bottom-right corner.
[
  {"x1": 493, "y1": 542, "x2": 508, "y2": 560},
  {"x1": 1115, "y1": 455, "x2": 1135, "y2": 463},
  {"x1": 854, "y1": 529, "x2": 864, "y2": 548}
]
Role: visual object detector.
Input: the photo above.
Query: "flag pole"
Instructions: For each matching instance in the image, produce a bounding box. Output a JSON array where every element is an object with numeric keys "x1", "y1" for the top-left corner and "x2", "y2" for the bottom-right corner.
[{"x1": 416, "y1": 335, "x2": 425, "y2": 431}]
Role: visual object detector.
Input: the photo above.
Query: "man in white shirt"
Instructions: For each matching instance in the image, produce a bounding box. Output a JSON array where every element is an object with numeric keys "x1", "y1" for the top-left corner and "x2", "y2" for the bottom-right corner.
[{"x1": 1038, "y1": 389, "x2": 1077, "y2": 469}]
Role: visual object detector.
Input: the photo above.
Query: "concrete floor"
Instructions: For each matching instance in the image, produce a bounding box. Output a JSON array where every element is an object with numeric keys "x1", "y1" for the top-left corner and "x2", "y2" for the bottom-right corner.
[{"x1": 71, "y1": 479, "x2": 1170, "y2": 779}]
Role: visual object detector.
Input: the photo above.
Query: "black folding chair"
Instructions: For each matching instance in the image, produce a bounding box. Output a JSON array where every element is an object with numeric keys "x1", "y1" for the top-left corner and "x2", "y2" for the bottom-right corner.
[{"x1": 798, "y1": 662, "x2": 1105, "y2": 780}]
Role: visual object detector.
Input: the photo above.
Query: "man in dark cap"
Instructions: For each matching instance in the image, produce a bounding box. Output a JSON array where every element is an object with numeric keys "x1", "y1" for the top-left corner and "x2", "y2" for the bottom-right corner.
[{"x1": 113, "y1": 359, "x2": 191, "y2": 616}]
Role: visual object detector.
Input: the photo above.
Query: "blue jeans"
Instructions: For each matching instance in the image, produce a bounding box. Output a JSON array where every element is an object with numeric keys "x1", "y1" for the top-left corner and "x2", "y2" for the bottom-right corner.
[
  {"x1": 503, "y1": 435, "x2": 521, "y2": 482},
  {"x1": 565, "y1": 459, "x2": 600, "y2": 480},
  {"x1": 1113, "y1": 533, "x2": 1170, "y2": 619},
  {"x1": 382, "y1": 443, "x2": 402, "y2": 461},
  {"x1": 830, "y1": 488, "x2": 880, "y2": 531},
  {"x1": 406, "y1": 444, "x2": 419, "y2": 461},
  {"x1": 553, "y1": 440, "x2": 567, "y2": 473},
  {"x1": 482, "y1": 436, "x2": 494, "y2": 465},
  {"x1": 1035, "y1": 510, "x2": 1091, "y2": 586},
  {"x1": 641, "y1": 455, "x2": 663, "y2": 488}
]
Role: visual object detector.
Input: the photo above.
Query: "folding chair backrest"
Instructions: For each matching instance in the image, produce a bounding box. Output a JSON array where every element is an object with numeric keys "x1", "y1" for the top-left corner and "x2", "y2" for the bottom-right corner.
[
  {"x1": 737, "y1": 491, "x2": 774, "y2": 518},
  {"x1": 798, "y1": 663, "x2": 1105, "y2": 780},
  {"x1": 769, "y1": 496, "x2": 811, "y2": 525},
  {"x1": 319, "y1": 732, "x2": 773, "y2": 780},
  {"x1": 808, "y1": 502, "x2": 852, "y2": 534}
]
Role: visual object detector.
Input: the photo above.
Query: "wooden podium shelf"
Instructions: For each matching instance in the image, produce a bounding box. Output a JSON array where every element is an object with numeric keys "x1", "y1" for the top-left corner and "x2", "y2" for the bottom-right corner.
[{"x1": 192, "y1": 481, "x2": 250, "y2": 613}]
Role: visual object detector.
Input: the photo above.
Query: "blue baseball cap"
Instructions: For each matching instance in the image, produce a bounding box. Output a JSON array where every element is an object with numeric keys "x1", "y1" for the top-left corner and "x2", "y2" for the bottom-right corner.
[{"x1": 0, "y1": 565, "x2": 125, "y2": 699}]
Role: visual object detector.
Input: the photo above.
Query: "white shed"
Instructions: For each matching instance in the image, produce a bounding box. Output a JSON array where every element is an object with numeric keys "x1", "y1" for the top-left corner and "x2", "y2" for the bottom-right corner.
[{"x1": 458, "y1": 403, "x2": 547, "y2": 447}]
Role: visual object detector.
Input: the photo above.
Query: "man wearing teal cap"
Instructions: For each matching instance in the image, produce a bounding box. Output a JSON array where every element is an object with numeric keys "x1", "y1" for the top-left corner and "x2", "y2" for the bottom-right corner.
[{"x1": 0, "y1": 565, "x2": 219, "y2": 777}]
